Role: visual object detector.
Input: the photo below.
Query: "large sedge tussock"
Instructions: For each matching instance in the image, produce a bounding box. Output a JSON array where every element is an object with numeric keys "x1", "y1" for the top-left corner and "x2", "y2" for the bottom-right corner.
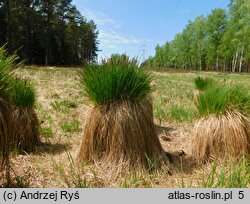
[
  {"x1": 78, "y1": 99, "x2": 164, "y2": 169},
  {"x1": 0, "y1": 46, "x2": 39, "y2": 185},
  {"x1": 11, "y1": 79, "x2": 40, "y2": 152},
  {"x1": 0, "y1": 46, "x2": 18, "y2": 184},
  {"x1": 78, "y1": 56, "x2": 165, "y2": 169},
  {"x1": 192, "y1": 110, "x2": 250, "y2": 162},
  {"x1": 191, "y1": 83, "x2": 250, "y2": 163}
]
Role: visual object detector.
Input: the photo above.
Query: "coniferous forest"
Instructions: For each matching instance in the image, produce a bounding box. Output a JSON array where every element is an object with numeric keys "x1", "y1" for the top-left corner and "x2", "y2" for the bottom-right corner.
[
  {"x1": 142, "y1": 0, "x2": 250, "y2": 72},
  {"x1": 0, "y1": 0, "x2": 99, "y2": 65}
]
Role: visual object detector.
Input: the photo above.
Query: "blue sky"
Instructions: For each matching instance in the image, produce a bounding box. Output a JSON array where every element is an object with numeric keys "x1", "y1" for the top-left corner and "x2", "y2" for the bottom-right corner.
[{"x1": 72, "y1": 0, "x2": 229, "y2": 62}]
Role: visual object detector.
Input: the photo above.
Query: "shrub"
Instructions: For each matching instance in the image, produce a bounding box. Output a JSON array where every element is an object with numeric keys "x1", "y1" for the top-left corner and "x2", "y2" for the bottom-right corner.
[{"x1": 101, "y1": 53, "x2": 138, "y2": 67}]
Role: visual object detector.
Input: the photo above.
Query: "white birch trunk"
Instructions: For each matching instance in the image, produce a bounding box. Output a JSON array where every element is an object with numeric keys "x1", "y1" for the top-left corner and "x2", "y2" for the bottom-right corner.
[
  {"x1": 232, "y1": 51, "x2": 239, "y2": 72},
  {"x1": 239, "y1": 48, "x2": 244, "y2": 72},
  {"x1": 216, "y1": 54, "x2": 219, "y2": 71},
  {"x1": 232, "y1": 55, "x2": 235, "y2": 72}
]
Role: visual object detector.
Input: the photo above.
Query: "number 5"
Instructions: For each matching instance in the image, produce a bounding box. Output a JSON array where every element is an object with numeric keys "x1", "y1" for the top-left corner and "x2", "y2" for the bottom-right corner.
[{"x1": 238, "y1": 191, "x2": 244, "y2": 199}]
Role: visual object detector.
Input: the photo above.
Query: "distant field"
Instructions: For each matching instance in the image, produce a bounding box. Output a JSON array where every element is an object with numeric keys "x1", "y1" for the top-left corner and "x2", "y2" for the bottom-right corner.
[{"x1": 8, "y1": 66, "x2": 250, "y2": 188}]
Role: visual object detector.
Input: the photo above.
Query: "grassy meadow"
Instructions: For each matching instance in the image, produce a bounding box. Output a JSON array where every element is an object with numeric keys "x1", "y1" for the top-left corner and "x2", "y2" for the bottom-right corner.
[{"x1": 2, "y1": 66, "x2": 250, "y2": 188}]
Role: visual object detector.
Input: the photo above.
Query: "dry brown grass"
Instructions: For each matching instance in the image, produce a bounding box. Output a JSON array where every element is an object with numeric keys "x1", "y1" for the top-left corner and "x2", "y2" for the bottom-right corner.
[
  {"x1": 193, "y1": 89, "x2": 202, "y2": 107},
  {"x1": 78, "y1": 99, "x2": 166, "y2": 170},
  {"x1": 191, "y1": 110, "x2": 250, "y2": 163},
  {"x1": 0, "y1": 96, "x2": 13, "y2": 184},
  {"x1": 1, "y1": 67, "x2": 248, "y2": 188},
  {"x1": 12, "y1": 107, "x2": 40, "y2": 152}
]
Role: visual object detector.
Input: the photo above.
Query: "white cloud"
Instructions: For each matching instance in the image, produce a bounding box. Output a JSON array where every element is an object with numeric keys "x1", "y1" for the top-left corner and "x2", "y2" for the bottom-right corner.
[
  {"x1": 97, "y1": 30, "x2": 154, "y2": 61},
  {"x1": 79, "y1": 8, "x2": 154, "y2": 60},
  {"x1": 99, "y1": 30, "x2": 144, "y2": 48},
  {"x1": 82, "y1": 8, "x2": 121, "y2": 28}
]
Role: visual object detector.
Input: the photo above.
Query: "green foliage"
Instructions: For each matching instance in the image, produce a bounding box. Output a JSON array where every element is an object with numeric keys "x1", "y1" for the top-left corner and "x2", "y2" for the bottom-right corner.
[
  {"x1": 197, "y1": 84, "x2": 250, "y2": 117},
  {"x1": 40, "y1": 127, "x2": 53, "y2": 139},
  {"x1": 11, "y1": 79, "x2": 36, "y2": 108},
  {"x1": 0, "y1": 1, "x2": 99, "y2": 65},
  {"x1": 52, "y1": 150, "x2": 101, "y2": 188},
  {"x1": 60, "y1": 120, "x2": 80, "y2": 133},
  {"x1": 102, "y1": 53, "x2": 138, "y2": 67},
  {"x1": 82, "y1": 62, "x2": 153, "y2": 106},
  {"x1": 169, "y1": 106, "x2": 196, "y2": 122},
  {"x1": 194, "y1": 77, "x2": 214, "y2": 91},
  {"x1": 0, "y1": 46, "x2": 19, "y2": 97},
  {"x1": 143, "y1": 0, "x2": 250, "y2": 72},
  {"x1": 51, "y1": 100, "x2": 77, "y2": 112},
  {"x1": 120, "y1": 172, "x2": 152, "y2": 188},
  {"x1": 201, "y1": 158, "x2": 250, "y2": 188},
  {"x1": 154, "y1": 104, "x2": 167, "y2": 125}
]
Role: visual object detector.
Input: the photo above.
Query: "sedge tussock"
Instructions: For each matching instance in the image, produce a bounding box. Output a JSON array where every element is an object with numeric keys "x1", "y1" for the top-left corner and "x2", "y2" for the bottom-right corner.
[
  {"x1": 11, "y1": 78, "x2": 40, "y2": 152},
  {"x1": 78, "y1": 58, "x2": 166, "y2": 170},
  {"x1": 191, "y1": 110, "x2": 250, "y2": 163},
  {"x1": 78, "y1": 99, "x2": 165, "y2": 169},
  {"x1": 0, "y1": 97, "x2": 13, "y2": 177},
  {"x1": 0, "y1": 46, "x2": 19, "y2": 184},
  {"x1": 12, "y1": 108, "x2": 40, "y2": 151}
]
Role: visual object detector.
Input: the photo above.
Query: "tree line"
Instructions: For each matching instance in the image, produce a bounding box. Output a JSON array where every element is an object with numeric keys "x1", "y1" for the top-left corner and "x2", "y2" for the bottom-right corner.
[
  {"x1": 142, "y1": 0, "x2": 250, "y2": 72},
  {"x1": 0, "y1": 0, "x2": 99, "y2": 65}
]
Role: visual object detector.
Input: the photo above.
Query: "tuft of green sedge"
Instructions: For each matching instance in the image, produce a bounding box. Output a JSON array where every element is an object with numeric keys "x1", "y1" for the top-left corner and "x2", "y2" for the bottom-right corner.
[
  {"x1": 197, "y1": 84, "x2": 250, "y2": 117},
  {"x1": 81, "y1": 62, "x2": 153, "y2": 106},
  {"x1": 11, "y1": 79, "x2": 36, "y2": 108},
  {"x1": 194, "y1": 76, "x2": 214, "y2": 91}
]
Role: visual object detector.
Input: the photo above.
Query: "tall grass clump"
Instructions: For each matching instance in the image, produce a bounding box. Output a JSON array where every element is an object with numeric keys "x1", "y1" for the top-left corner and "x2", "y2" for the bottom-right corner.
[
  {"x1": 11, "y1": 79, "x2": 40, "y2": 151},
  {"x1": 193, "y1": 77, "x2": 214, "y2": 107},
  {"x1": 0, "y1": 46, "x2": 18, "y2": 184},
  {"x1": 197, "y1": 85, "x2": 250, "y2": 116},
  {"x1": 82, "y1": 64, "x2": 152, "y2": 106},
  {"x1": 78, "y1": 57, "x2": 165, "y2": 170},
  {"x1": 194, "y1": 77, "x2": 214, "y2": 91},
  {"x1": 191, "y1": 83, "x2": 250, "y2": 163}
]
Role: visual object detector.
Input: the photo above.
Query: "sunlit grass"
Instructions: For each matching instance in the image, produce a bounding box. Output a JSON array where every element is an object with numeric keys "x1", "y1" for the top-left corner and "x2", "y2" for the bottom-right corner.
[
  {"x1": 197, "y1": 84, "x2": 250, "y2": 117},
  {"x1": 11, "y1": 79, "x2": 36, "y2": 108},
  {"x1": 82, "y1": 64, "x2": 153, "y2": 106},
  {"x1": 8, "y1": 67, "x2": 250, "y2": 188}
]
